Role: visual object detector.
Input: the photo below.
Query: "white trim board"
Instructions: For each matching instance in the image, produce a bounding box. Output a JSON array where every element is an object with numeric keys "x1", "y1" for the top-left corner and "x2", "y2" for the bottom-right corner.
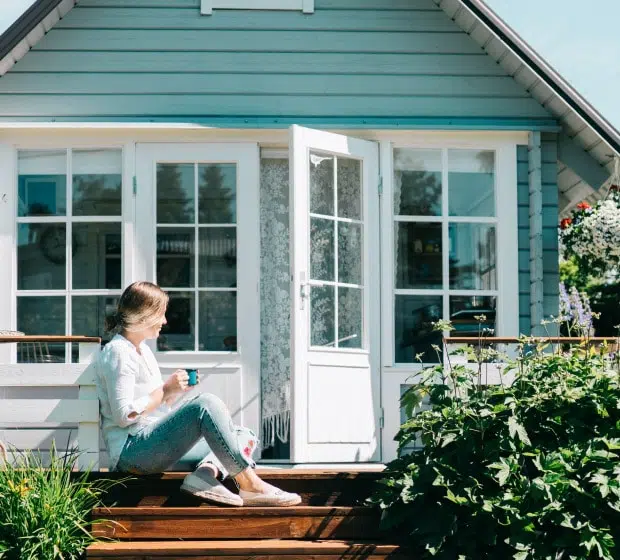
[{"x1": 201, "y1": 0, "x2": 314, "y2": 14}]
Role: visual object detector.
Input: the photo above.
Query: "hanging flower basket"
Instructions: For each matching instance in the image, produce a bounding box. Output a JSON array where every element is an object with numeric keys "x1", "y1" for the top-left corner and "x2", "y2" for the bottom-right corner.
[{"x1": 560, "y1": 185, "x2": 620, "y2": 275}]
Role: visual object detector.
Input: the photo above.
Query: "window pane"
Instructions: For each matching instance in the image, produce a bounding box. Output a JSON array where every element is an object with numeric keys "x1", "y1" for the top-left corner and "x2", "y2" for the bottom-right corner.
[
  {"x1": 310, "y1": 153, "x2": 334, "y2": 216},
  {"x1": 311, "y1": 285, "x2": 335, "y2": 347},
  {"x1": 18, "y1": 224, "x2": 66, "y2": 290},
  {"x1": 71, "y1": 295, "x2": 119, "y2": 362},
  {"x1": 17, "y1": 296, "x2": 66, "y2": 363},
  {"x1": 338, "y1": 222, "x2": 362, "y2": 285},
  {"x1": 310, "y1": 218, "x2": 335, "y2": 282},
  {"x1": 339, "y1": 287, "x2": 362, "y2": 349},
  {"x1": 158, "y1": 291, "x2": 195, "y2": 351},
  {"x1": 449, "y1": 223, "x2": 497, "y2": 290},
  {"x1": 337, "y1": 158, "x2": 361, "y2": 220},
  {"x1": 394, "y1": 149, "x2": 442, "y2": 217},
  {"x1": 72, "y1": 149, "x2": 122, "y2": 216},
  {"x1": 18, "y1": 150, "x2": 67, "y2": 217},
  {"x1": 199, "y1": 164, "x2": 237, "y2": 224},
  {"x1": 199, "y1": 227, "x2": 237, "y2": 288},
  {"x1": 73, "y1": 223, "x2": 122, "y2": 290},
  {"x1": 395, "y1": 295, "x2": 442, "y2": 364},
  {"x1": 450, "y1": 296, "x2": 497, "y2": 338},
  {"x1": 448, "y1": 150, "x2": 495, "y2": 217},
  {"x1": 198, "y1": 292, "x2": 237, "y2": 351},
  {"x1": 157, "y1": 228, "x2": 195, "y2": 288},
  {"x1": 395, "y1": 223, "x2": 442, "y2": 289},
  {"x1": 157, "y1": 163, "x2": 195, "y2": 224}
]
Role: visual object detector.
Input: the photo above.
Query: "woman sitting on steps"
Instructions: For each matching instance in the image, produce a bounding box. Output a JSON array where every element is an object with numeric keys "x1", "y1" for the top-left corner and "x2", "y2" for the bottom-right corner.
[{"x1": 95, "y1": 281, "x2": 301, "y2": 507}]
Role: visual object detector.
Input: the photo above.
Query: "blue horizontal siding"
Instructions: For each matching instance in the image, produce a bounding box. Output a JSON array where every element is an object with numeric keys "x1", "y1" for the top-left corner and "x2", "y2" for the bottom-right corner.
[
  {"x1": 0, "y1": 0, "x2": 553, "y2": 122},
  {"x1": 517, "y1": 134, "x2": 559, "y2": 335}
]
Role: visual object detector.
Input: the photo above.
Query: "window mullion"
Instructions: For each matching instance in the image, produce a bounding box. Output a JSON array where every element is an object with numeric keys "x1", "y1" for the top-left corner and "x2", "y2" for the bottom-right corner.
[
  {"x1": 66, "y1": 148, "x2": 73, "y2": 362},
  {"x1": 194, "y1": 163, "x2": 199, "y2": 353},
  {"x1": 333, "y1": 157, "x2": 339, "y2": 349},
  {"x1": 441, "y1": 148, "x2": 450, "y2": 328}
]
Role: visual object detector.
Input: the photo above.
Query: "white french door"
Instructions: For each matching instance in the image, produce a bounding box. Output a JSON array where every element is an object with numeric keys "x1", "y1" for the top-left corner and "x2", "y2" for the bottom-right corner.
[
  {"x1": 289, "y1": 126, "x2": 381, "y2": 463},
  {"x1": 135, "y1": 143, "x2": 261, "y2": 433}
]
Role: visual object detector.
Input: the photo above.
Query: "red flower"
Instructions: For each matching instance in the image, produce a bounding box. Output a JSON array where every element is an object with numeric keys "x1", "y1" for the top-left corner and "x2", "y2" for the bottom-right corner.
[
  {"x1": 576, "y1": 201, "x2": 591, "y2": 210},
  {"x1": 610, "y1": 184, "x2": 619, "y2": 192},
  {"x1": 560, "y1": 218, "x2": 572, "y2": 230}
]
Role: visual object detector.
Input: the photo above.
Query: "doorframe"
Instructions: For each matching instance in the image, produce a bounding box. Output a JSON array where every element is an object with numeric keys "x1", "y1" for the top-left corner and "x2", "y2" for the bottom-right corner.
[{"x1": 134, "y1": 142, "x2": 262, "y2": 433}]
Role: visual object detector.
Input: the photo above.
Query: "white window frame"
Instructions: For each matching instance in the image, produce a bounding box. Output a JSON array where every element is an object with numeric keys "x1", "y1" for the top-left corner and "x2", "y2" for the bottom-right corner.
[
  {"x1": 10, "y1": 145, "x2": 133, "y2": 363},
  {"x1": 201, "y1": 0, "x2": 314, "y2": 15},
  {"x1": 380, "y1": 138, "x2": 519, "y2": 370},
  {"x1": 134, "y1": 143, "x2": 260, "y2": 369}
]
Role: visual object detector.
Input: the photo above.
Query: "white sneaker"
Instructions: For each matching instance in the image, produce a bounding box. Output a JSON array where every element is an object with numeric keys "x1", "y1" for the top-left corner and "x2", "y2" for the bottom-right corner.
[
  {"x1": 239, "y1": 487, "x2": 302, "y2": 507},
  {"x1": 181, "y1": 471, "x2": 243, "y2": 507}
]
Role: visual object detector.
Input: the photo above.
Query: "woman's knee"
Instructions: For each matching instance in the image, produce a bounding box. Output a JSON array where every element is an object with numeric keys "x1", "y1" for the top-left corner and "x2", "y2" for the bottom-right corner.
[{"x1": 189, "y1": 392, "x2": 227, "y2": 417}]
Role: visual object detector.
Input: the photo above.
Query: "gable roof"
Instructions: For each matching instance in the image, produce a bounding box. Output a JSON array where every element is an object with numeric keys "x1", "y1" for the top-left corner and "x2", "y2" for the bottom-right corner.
[
  {"x1": 0, "y1": 0, "x2": 618, "y2": 211},
  {"x1": 433, "y1": 0, "x2": 620, "y2": 212}
]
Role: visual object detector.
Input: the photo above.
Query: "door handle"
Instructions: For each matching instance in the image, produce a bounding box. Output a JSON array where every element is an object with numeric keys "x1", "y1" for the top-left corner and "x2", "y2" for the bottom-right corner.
[{"x1": 299, "y1": 272, "x2": 308, "y2": 310}]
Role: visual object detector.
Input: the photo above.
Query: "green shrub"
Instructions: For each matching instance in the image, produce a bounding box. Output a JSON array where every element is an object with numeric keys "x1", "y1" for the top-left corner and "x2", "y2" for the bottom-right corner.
[
  {"x1": 370, "y1": 338, "x2": 620, "y2": 559},
  {"x1": 0, "y1": 446, "x2": 118, "y2": 560}
]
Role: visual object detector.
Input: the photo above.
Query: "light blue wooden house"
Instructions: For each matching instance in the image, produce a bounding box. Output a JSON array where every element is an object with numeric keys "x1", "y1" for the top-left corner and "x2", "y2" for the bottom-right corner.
[{"x1": 0, "y1": 0, "x2": 618, "y2": 467}]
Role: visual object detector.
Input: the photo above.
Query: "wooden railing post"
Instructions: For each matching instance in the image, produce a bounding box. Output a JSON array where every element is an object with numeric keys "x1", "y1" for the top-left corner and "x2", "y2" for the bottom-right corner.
[{"x1": 78, "y1": 342, "x2": 101, "y2": 471}]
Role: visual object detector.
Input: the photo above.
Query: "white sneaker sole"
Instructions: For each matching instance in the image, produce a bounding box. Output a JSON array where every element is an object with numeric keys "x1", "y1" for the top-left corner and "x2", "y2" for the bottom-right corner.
[
  {"x1": 180, "y1": 482, "x2": 243, "y2": 507},
  {"x1": 241, "y1": 493, "x2": 303, "y2": 507}
]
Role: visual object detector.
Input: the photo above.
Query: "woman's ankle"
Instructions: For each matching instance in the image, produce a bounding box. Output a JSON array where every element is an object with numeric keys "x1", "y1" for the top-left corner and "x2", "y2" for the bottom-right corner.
[{"x1": 233, "y1": 468, "x2": 268, "y2": 492}]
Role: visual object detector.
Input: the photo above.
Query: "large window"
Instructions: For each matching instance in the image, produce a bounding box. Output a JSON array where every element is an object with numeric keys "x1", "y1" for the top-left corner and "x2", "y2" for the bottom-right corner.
[
  {"x1": 155, "y1": 163, "x2": 238, "y2": 353},
  {"x1": 393, "y1": 148, "x2": 498, "y2": 364},
  {"x1": 16, "y1": 149, "x2": 123, "y2": 362}
]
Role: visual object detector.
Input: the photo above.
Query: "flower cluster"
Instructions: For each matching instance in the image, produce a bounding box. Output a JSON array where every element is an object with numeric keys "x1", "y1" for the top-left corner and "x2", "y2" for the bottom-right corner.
[
  {"x1": 559, "y1": 282, "x2": 594, "y2": 335},
  {"x1": 560, "y1": 186, "x2": 620, "y2": 274}
]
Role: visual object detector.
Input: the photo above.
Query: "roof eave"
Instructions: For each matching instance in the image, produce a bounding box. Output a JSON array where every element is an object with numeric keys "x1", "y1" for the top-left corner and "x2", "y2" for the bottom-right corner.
[{"x1": 461, "y1": 0, "x2": 620, "y2": 156}]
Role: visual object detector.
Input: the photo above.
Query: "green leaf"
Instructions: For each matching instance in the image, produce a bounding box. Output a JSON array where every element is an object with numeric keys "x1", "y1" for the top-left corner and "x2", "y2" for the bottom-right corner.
[
  {"x1": 508, "y1": 416, "x2": 531, "y2": 446},
  {"x1": 489, "y1": 461, "x2": 511, "y2": 487}
]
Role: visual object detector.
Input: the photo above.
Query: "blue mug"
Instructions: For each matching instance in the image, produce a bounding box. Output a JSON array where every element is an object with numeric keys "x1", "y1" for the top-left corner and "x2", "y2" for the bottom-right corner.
[{"x1": 187, "y1": 369, "x2": 198, "y2": 387}]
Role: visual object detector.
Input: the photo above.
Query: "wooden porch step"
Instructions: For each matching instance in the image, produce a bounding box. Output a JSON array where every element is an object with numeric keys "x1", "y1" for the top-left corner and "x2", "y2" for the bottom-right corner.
[
  {"x1": 100, "y1": 469, "x2": 384, "y2": 507},
  {"x1": 92, "y1": 506, "x2": 382, "y2": 540},
  {"x1": 87, "y1": 539, "x2": 407, "y2": 559}
]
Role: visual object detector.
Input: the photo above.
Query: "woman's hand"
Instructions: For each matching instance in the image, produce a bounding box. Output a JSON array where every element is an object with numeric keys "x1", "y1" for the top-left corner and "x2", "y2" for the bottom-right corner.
[{"x1": 163, "y1": 369, "x2": 190, "y2": 396}]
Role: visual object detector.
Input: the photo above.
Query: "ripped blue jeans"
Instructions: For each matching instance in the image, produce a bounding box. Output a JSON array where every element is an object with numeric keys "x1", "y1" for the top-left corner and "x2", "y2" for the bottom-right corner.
[{"x1": 116, "y1": 392, "x2": 256, "y2": 477}]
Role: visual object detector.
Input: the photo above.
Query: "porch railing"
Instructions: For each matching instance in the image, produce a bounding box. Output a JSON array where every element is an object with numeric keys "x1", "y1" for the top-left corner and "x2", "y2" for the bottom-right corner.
[{"x1": 0, "y1": 336, "x2": 101, "y2": 471}]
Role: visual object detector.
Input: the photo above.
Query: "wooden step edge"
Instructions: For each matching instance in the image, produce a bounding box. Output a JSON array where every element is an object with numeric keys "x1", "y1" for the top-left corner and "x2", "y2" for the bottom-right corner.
[
  {"x1": 87, "y1": 539, "x2": 404, "y2": 556},
  {"x1": 92, "y1": 506, "x2": 377, "y2": 517},
  {"x1": 87, "y1": 468, "x2": 385, "y2": 481}
]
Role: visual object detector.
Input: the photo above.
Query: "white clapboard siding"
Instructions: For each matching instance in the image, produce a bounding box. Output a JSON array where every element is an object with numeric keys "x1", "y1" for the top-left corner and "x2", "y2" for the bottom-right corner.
[
  {"x1": 1, "y1": 400, "x2": 99, "y2": 423},
  {"x1": 0, "y1": 363, "x2": 95, "y2": 386},
  {"x1": 0, "y1": 340, "x2": 102, "y2": 470},
  {"x1": 0, "y1": 428, "x2": 106, "y2": 451}
]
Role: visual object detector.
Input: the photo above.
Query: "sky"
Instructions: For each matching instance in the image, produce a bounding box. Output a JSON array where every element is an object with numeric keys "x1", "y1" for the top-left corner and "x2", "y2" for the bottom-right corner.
[{"x1": 0, "y1": 0, "x2": 619, "y2": 130}]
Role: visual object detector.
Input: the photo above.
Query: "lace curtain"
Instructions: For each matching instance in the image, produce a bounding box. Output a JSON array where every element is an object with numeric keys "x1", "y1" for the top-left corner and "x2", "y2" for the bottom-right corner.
[{"x1": 260, "y1": 159, "x2": 291, "y2": 448}]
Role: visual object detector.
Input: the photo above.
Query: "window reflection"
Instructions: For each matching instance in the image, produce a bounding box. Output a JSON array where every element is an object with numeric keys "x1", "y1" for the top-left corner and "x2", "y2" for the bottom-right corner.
[
  {"x1": 157, "y1": 163, "x2": 195, "y2": 224},
  {"x1": 158, "y1": 292, "x2": 195, "y2": 351},
  {"x1": 395, "y1": 223, "x2": 442, "y2": 289},
  {"x1": 18, "y1": 150, "x2": 67, "y2": 217},
  {"x1": 198, "y1": 164, "x2": 236, "y2": 224},
  {"x1": 448, "y1": 150, "x2": 495, "y2": 217},
  {"x1": 73, "y1": 149, "x2": 122, "y2": 216},
  {"x1": 17, "y1": 297, "x2": 66, "y2": 363},
  {"x1": 394, "y1": 295, "x2": 442, "y2": 364},
  {"x1": 450, "y1": 296, "x2": 497, "y2": 338},
  {"x1": 73, "y1": 223, "x2": 122, "y2": 290},
  {"x1": 449, "y1": 223, "x2": 497, "y2": 290},
  {"x1": 394, "y1": 149, "x2": 442, "y2": 216}
]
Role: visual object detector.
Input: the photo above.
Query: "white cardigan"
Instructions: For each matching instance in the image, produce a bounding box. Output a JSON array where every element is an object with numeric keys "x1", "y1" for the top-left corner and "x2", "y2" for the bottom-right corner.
[{"x1": 94, "y1": 334, "x2": 165, "y2": 470}]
